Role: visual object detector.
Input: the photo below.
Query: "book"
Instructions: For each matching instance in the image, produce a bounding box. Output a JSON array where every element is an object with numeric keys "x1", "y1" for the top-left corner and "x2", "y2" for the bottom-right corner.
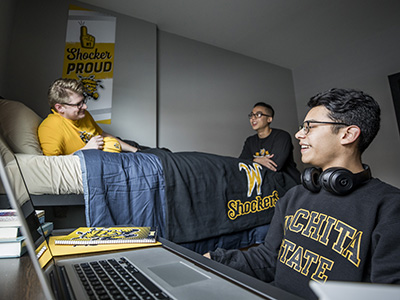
[
  {"x1": 39, "y1": 222, "x2": 54, "y2": 238},
  {"x1": 54, "y1": 227, "x2": 157, "y2": 245},
  {"x1": 0, "y1": 236, "x2": 27, "y2": 258},
  {"x1": 0, "y1": 226, "x2": 21, "y2": 239},
  {"x1": 0, "y1": 209, "x2": 45, "y2": 227},
  {"x1": 0, "y1": 221, "x2": 52, "y2": 240},
  {"x1": 49, "y1": 235, "x2": 161, "y2": 257}
]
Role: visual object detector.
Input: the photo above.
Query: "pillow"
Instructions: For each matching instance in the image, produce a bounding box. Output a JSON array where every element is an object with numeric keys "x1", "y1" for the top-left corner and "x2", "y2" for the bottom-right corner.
[
  {"x1": 0, "y1": 134, "x2": 15, "y2": 194},
  {"x1": 0, "y1": 99, "x2": 43, "y2": 155},
  {"x1": 0, "y1": 133, "x2": 14, "y2": 166}
]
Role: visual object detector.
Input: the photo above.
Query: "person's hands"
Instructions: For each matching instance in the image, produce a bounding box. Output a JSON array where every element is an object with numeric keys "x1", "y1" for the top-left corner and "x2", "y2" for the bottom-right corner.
[
  {"x1": 203, "y1": 252, "x2": 211, "y2": 259},
  {"x1": 253, "y1": 154, "x2": 278, "y2": 172},
  {"x1": 83, "y1": 135, "x2": 104, "y2": 150}
]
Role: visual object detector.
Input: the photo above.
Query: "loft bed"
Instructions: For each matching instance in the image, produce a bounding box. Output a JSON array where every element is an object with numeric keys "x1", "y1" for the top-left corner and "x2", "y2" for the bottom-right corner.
[
  {"x1": 0, "y1": 99, "x2": 85, "y2": 227},
  {"x1": 0, "y1": 99, "x2": 83, "y2": 202},
  {"x1": 0, "y1": 99, "x2": 298, "y2": 253}
]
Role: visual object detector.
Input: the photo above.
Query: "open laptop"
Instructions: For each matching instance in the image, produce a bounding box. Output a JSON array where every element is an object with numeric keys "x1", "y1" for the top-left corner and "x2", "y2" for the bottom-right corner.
[
  {"x1": 0, "y1": 154, "x2": 304, "y2": 300},
  {"x1": 309, "y1": 280, "x2": 400, "y2": 300}
]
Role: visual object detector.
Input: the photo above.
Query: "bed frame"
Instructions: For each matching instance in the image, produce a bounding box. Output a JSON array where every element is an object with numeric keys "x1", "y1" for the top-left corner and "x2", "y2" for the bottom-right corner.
[{"x1": 0, "y1": 193, "x2": 85, "y2": 228}]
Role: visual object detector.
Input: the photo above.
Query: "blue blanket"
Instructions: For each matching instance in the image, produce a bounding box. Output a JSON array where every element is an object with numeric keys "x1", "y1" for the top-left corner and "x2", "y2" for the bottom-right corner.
[
  {"x1": 76, "y1": 149, "x2": 298, "y2": 244},
  {"x1": 76, "y1": 150, "x2": 167, "y2": 236}
]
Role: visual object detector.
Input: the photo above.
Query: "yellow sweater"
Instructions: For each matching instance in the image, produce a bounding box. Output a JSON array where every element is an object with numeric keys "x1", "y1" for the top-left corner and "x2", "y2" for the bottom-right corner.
[{"x1": 38, "y1": 110, "x2": 103, "y2": 156}]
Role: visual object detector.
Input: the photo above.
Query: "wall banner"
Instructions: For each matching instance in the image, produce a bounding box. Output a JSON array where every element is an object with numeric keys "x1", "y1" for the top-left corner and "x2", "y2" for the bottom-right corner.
[{"x1": 62, "y1": 6, "x2": 116, "y2": 124}]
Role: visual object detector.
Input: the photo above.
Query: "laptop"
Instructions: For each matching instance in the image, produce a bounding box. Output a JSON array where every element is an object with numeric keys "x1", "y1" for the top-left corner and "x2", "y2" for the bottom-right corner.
[
  {"x1": 309, "y1": 280, "x2": 400, "y2": 300},
  {"x1": 0, "y1": 154, "x2": 303, "y2": 300}
]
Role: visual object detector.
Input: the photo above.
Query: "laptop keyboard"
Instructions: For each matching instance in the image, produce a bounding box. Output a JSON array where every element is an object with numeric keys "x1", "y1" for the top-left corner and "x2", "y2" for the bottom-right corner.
[{"x1": 74, "y1": 257, "x2": 171, "y2": 300}]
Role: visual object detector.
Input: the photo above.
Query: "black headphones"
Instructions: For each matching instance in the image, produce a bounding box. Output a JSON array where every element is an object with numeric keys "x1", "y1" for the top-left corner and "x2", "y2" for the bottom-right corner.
[{"x1": 301, "y1": 164, "x2": 371, "y2": 195}]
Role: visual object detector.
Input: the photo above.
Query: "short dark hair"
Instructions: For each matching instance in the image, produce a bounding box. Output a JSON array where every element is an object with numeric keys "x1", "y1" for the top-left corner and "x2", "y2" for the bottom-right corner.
[
  {"x1": 253, "y1": 102, "x2": 274, "y2": 118},
  {"x1": 308, "y1": 88, "x2": 381, "y2": 153}
]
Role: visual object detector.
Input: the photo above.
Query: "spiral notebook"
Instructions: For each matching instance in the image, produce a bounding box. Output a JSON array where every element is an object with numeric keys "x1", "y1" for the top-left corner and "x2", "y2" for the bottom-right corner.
[{"x1": 54, "y1": 226, "x2": 157, "y2": 245}]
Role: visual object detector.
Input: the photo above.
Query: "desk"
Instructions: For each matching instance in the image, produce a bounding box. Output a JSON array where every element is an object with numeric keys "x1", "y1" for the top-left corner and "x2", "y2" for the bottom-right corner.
[
  {"x1": 0, "y1": 229, "x2": 74, "y2": 300},
  {"x1": 0, "y1": 237, "x2": 304, "y2": 300},
  {"x1": 0, "y1": 254, "x2": 46, "y2": 300}
]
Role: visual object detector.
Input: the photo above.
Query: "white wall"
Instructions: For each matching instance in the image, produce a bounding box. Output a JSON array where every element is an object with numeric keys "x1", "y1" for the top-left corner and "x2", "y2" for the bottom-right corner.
[
  {"x1": 293, "y1": 25, "x2": 400, "y2": 188},
  {"x1": 158, "y1": 32, "x2": 299, "y2": 158}
]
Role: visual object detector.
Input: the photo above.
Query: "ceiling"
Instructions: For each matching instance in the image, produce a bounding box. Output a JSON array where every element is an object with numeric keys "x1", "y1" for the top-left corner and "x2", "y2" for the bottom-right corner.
[{"x1": 78, "y1": 0, "x2": 400, "y2": 70}]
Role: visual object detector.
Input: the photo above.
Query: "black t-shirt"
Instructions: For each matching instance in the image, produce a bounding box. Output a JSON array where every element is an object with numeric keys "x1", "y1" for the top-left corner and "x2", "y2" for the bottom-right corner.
[{"x1": 239, "y1": 128, "x2": 300, "y2": 183}]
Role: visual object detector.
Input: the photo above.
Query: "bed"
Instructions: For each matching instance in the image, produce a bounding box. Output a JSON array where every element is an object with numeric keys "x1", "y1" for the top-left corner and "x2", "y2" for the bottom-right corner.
[
  {"x1": 0, "y1": 99, "x2": 83, "y2": 203},
  {"x1": 0, "y1": 99, "x2": 298, "y2": 253}
]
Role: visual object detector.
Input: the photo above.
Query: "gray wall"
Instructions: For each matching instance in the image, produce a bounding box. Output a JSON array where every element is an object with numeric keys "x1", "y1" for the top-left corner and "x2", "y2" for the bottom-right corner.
[
  {"x1": 100, "y1": 6, "x2": 157, "y2": 147},
  {"x1": 2, "y1": 0, "x2": 297, "y2": 160},
  {"x1": 158, "y1": 32, "x2": 298, "y2": 157},
  {"x1": 2, "y1": 0, "x2": 157, "y2": 147},
  {"x1": 0, "y1": 0, "x2": 16, "y2": 95},
  {"x1": 4, "y1": 0, "x2": 69, "y2": 115},
  {"x1": 293, "y1": 24, "x2": 400, "y2": 187},
  {"x1": 3, "y1": 0, "x2": 398, "y2": 187}
]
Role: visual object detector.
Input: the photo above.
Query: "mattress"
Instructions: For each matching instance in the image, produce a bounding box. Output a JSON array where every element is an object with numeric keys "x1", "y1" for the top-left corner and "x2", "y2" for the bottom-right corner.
[{"x1": 0, "y1": 153, "x2": 83, "y2": 200}]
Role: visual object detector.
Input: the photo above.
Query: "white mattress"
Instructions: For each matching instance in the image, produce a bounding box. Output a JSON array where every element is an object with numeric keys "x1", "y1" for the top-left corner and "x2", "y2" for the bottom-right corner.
[
  {"x1": 1, "y1": 154, "x2": 83, "y2": 198},
  {"x1": 16, "y1": 153, "x2": 83, "y2": 195}
]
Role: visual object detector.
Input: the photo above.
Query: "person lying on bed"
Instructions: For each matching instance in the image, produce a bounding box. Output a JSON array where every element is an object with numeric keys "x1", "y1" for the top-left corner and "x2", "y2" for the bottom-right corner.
[
  {"x1": 38, "y1": 78, "x2": 139, "y2": 156},
  {"x1": 204, "y1": 88, "x2": 400, "y2": 299}
]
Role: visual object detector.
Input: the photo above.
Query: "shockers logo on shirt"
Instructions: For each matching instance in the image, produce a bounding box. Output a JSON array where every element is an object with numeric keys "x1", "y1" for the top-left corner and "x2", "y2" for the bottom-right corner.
[{"x1": 227, "y1": 162, "x2": 279, "y2": 220}]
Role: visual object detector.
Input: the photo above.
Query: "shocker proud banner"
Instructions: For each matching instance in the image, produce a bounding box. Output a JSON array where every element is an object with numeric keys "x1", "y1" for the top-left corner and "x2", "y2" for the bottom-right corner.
[{"x1": 62, "y1": 6, "x2": 116, "y2": 124}]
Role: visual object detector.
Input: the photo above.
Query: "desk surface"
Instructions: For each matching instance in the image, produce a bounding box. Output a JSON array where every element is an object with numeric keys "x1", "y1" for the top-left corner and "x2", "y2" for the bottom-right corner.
[
  {"x1": 0, "y1": 254, "x2": 46, "y2": 300},
  {"x1": 0, "y1": 229, "x2": 73, "y2": 300},
  {"x1": 0, "y1": 236, "x2": 304, "y2": 300}
]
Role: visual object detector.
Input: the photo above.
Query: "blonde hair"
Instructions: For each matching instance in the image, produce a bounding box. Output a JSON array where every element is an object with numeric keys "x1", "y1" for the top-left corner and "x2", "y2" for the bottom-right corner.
[{"x1": 48, "y1": 78, "x2": 84, "y2": 109}]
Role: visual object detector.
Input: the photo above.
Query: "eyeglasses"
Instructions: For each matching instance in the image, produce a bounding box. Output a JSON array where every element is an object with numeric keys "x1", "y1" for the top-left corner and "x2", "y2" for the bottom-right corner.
[
  {"x1": 299, "y1": 120, "x2": 349, "y2": 135},
  {"x1": 248, "y1": 112, "x2": 270, "y2": 119},
  {"x1": 63, "y1": 98, "x2": 87, "y2": 109}
]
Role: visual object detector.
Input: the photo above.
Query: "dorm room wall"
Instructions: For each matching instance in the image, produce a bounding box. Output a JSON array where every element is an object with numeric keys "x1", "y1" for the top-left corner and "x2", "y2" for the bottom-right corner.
[
  {"x1": 0, "y1": 1, "x2": 16, "y2": 95},
  {"x1": 1, "y1": 0, "x2": 300, "y2": 163},
  {"x1": 157, "y1": 32, "x2": 298, "y2": 157},
  {"x1": 2, "y1": 0, "x2": 158, "y2": 148},
  {"x1": 292, "y1": 4, "x2": 400, "y2": 188}
]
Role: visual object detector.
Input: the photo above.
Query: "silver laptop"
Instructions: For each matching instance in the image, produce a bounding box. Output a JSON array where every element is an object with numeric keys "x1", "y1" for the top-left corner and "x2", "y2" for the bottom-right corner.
[
  {"x1": 0, "y1": 154, "x2": 303, "y2": 300},
  {"x1": 309, "y1": 280, "x2": 400, "y2": 300}
]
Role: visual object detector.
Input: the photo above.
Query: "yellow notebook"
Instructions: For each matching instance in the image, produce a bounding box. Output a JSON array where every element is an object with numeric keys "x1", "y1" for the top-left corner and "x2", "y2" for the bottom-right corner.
[
  {"x1": 48, "y1": 235, "x2": 161, "y2": 257},
  {"x1": 54, "y1": 227, "x2": 157, "y2": 245}
]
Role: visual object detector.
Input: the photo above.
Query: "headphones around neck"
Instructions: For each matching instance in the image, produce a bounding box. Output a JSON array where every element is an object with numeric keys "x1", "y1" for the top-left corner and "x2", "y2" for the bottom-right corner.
[{"x1": 301, "y1": 164, "x2": 371, "y2": 195}]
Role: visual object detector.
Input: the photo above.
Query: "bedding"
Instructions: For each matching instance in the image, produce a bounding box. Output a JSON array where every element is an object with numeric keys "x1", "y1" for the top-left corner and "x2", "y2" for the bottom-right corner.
[
  {"x1": 76, "y1": 148, "x2": 298, "y2": 244},
  {"x1": 15, "y1": 154, "x2": 82, "y2": 195},
  {"x1": 0, "y1": 98, "x2": 298, "y2": 252},
  {"x1": 76, "y1": 149, "x2": 167, "y2": 235},
  {"x1": 0, "y1": 99, "x2": 82, "y2": 197}
]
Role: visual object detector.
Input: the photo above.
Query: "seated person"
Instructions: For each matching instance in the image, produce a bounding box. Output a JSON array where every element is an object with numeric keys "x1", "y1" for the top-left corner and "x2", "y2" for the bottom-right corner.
[
  {"x1": 38, "y1": 78, "x2": 138, "y2": 155},
  {"x1": 205, "y1": 88, "x2": 400, "y2": 299},
  {"x1": 240, "y1": 102, "x2": 301, "y2": 183}
]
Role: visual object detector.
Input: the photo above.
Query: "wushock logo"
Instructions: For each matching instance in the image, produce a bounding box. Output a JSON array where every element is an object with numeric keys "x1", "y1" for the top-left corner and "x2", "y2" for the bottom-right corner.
[
  {"x1": 227, "y1": 162, "x2": 279, "y2": 220},
  {"x1": 239, "y1": 162, "x2": 263, "y2": 197}
]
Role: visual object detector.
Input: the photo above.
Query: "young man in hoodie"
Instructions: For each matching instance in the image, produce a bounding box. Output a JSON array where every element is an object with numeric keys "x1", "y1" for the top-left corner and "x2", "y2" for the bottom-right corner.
[{"x1": 205, "y1": 88, "x2": 400, "y2": 299}]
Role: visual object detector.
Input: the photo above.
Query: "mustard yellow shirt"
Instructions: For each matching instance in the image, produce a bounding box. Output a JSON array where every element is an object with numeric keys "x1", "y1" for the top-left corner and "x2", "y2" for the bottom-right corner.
[{"x1": 38, "y1": 109, "x2": 103, "y2": 156}]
